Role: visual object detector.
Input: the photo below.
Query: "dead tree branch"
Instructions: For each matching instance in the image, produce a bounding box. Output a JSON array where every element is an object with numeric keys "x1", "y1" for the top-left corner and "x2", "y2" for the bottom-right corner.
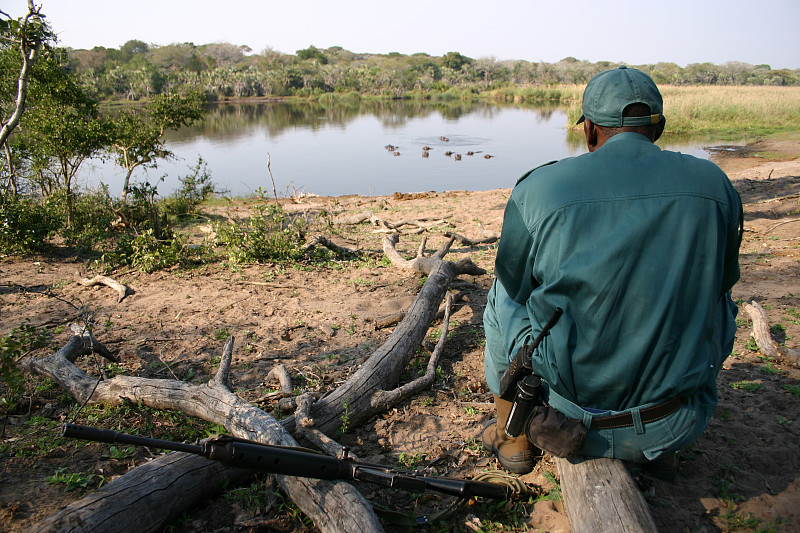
[
  {"x1": 279, "y1": 236, "x2": 485, "y2": 436},
  {"x1": 78, "y1": 274, "x2": 132, "y2": 302},
  {"x1": 23, "y1": 336, "x2": 383, "y2": 533},
  {"x1": 742, "y1": 300, "x2": 799, "y2": 367}
]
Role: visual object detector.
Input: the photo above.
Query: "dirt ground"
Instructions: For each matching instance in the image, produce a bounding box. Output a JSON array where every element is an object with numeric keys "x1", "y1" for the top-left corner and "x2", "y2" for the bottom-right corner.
[{"x1": 1, "y1": 137, "x2": 799, "y2": 533}]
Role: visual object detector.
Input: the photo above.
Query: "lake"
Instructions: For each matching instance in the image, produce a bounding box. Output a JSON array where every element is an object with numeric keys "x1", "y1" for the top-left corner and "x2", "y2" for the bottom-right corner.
[{"x1": 80, "y1": 100, "x2": 713, "y2": 198}]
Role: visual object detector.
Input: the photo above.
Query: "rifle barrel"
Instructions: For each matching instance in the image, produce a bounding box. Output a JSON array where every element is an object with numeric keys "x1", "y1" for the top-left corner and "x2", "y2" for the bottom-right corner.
[{"x1": 63, "y1": 423, "x2": 203, "y2": 455}]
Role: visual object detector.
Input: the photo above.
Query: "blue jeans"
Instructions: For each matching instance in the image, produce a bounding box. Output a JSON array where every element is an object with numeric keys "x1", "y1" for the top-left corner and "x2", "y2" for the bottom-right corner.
[
  {"x1": 484, "y1": 279, "x2": 715, "y2": 462},
  {"x1": 543, "y1": 385, "x2": 712, "y2": 462}
]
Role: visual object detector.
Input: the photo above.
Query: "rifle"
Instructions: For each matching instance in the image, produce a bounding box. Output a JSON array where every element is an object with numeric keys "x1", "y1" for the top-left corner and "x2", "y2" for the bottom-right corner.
[{"x1": 62, "y1": 423, "x2": 514, "y2": 501}]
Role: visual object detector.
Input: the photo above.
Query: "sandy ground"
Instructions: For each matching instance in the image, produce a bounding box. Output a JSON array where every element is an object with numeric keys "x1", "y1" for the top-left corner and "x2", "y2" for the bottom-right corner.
[{"x1": 1, "y1": 138, "x2": 799, "y2": 532}]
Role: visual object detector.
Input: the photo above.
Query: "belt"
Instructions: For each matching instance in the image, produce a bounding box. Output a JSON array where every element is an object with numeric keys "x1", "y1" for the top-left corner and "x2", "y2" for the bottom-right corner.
[{"x1": 589, "y1": 396, "x2": 684, "y2": 430}]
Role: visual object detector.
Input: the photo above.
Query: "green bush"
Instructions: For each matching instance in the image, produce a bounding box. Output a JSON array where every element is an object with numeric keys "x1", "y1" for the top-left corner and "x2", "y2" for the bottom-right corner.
[
  {"x1": 52, "y1": 186, "x2": 118, "y2": 250},
  {"x1": 162, "y1": 157, "x2": 218, "y2": 216},
  {"x1": 1, "y1": 324, "x2": 50, "y2": 414},
  {"x1": 108, "y1": 229, "x2": 199, "y2": 273},
  {"x1": 0, "y1": 195, "x2": 58, "y2": 254},
  {"x1": 214, "y1": 203, "x2": 305, "y2": 264}
]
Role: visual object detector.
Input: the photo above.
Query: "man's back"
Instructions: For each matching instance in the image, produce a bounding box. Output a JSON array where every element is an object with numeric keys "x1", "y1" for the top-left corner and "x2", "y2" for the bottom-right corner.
[{"x1": 494, "y1": 132, "x2": 741, "y2": 411}]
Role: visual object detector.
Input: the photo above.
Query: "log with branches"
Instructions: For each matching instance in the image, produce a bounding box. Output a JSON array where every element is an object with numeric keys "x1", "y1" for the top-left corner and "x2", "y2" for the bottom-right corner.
[{"x1": 22, "y1": 235, "x2": 486, "y2": 532}]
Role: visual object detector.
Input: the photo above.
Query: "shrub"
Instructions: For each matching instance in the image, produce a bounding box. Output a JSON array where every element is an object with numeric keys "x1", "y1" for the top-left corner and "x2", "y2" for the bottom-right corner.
[
  {"x1": 162, "y1": 157, "x2": 219, "y2": 216},
  {"x1": 1, "y1": 325, "x2": 50, "y2": 415},
  {"x1": 214, "y1": 203, "x2": 305, "y2": 264},
  {"x1": 0, "y1": 195, "x2": 58, "y2": 254},
  {"x1": 52, "y1": 186, "x2": 118, "y2": 251},
  {"x1": 108, "y1": 229, "x2": 199, "y2": 273}
]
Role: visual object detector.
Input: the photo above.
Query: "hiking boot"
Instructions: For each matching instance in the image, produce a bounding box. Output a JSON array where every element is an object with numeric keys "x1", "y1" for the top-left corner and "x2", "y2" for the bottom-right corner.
[
  {"x1": 641, "y1": 453, "x2": 679, "y2": 481},
  {"x1": 481, "y1": 395, "x2": 536, "y2": 474}
]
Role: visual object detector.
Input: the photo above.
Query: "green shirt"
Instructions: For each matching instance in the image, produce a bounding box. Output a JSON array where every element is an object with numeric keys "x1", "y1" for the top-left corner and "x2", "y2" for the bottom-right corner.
[{"x1": 491, "y1": 132, "x2": 742, "y2": 411}]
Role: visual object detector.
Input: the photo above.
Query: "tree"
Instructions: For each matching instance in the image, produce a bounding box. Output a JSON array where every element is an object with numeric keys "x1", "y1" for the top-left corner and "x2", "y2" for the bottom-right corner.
[
  {"x1": 0, "y1": 1, "x2": 53, "y2": 195},
  {"x1": 119, "y1": 39, "x2": 149, "y2": 58},
  {"x1": 441, "y1": 51, "x2": 472, "y2": 71},
  {"x1": 295, "y1": 45, "x2": 328, "y2": 64},
  {"x1": 23, "y1": 86, "x2": 110, "y2": 227},
  {"x1": 199, "y1": 42, "x2": 247, "y2": 69},
  {"x1": 109, "y1": 91, "x2": 206, "y2": 201}
]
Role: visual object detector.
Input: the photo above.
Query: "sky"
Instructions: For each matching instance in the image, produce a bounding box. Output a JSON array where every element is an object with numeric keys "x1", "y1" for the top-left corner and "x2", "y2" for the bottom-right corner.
[{"x1": 10, "y1": 0, "x2": 800, "y2": 69}]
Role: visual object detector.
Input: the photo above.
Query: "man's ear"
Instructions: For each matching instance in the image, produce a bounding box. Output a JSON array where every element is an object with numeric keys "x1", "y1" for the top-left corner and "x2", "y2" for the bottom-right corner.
[
  {"x1": 653, "y1": 116, "x2": 666, "y2": 142},
  {"x1": 584, "y1": 119, "x2": 599, "y2": 152}
]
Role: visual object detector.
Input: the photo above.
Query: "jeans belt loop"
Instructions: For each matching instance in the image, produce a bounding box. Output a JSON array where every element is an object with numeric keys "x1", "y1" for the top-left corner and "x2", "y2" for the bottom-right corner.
[{"x1": 632, "y1": 407, "x2": 645, "y2": 434}]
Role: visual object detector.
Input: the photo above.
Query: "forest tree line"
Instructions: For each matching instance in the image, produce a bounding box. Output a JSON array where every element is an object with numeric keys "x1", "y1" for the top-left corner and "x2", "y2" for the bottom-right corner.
[{"x1": 66, "y1": 40, "x2": 800, "y2": 101}]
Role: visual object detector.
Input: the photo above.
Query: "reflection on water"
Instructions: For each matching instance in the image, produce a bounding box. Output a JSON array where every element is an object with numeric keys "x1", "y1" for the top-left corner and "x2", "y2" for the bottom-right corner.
[{"x1": 82, "y1": 101, "x2": 712, "y2": 198}]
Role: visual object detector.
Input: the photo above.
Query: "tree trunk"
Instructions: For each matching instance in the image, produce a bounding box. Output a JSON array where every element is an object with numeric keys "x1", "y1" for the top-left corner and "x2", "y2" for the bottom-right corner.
[
  {"x1": 25, "y1": 452, "x2": 253, "y2": 533},
  {"x1": 557, "y1": 456, "x2": 657, "y2": 533}
]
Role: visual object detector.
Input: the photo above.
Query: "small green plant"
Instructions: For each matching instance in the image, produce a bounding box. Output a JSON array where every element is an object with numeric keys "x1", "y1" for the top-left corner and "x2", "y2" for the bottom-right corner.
[
  {"x1": 717, "y1": 477, "x2": 743, "y2": 502},
  {"x1": 214, "y1": 328, "x2": 229, "y2": 340},
  {"x1": 1, "y1": 324, "x2": 51, "y2": 414},
  {"x1": 223, "y1": 479, "x2": 272, "y2": 515},
  {"x1": 102, "y1": 362, "x2": 125, "y2": 378},
  {"x1": 398, "y1": 452, "x2": 425, "y2": 468},
  {"x1": 536, "y1": 470, "x2": 562, "y2": 501},
  {"x1": 731, "y1": 381, "x2": 765, "y2": 392},
  {"x1": 744, "y1": 337, "x2": 760, "y2": 352},
  {"x1": 105, "y1": 446, "x2": 136, "y2": 460},
  {"x1": 214, "y1": 198, "x2": 305, "y2": 265},
  {"x1": 162, "y1": 156, "x2": 219, "y2": 216},
  {"x1": 47, "y1": 468, "x2": 103, "y2": 492},
  {"x1": 339, "y1": 396, "x2": 351, "y2": 434},
  {"x1": 464, "y1": 405, "x2": 479, "y2": 416},
  {"x1": 782, "y1": 383, "x2": 800, "y2": 397},
  {"x1": 0, "y1": 195, "x2": 59, "y2": 254},
  {"x1": 761, "y1": 360, "x2": 780, "y2": 375}
]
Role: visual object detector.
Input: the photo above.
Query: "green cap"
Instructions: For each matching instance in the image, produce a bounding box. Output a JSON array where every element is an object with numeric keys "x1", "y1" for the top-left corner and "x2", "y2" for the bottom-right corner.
[{"x1": 576, "y1": 65, "x2": 664, "y2": 127}]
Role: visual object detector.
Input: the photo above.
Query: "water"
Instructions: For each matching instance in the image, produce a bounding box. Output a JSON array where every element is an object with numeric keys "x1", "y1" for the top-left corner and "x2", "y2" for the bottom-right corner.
[{"x1": 80, "y1": 101, "x2": 713, "y2": 198}]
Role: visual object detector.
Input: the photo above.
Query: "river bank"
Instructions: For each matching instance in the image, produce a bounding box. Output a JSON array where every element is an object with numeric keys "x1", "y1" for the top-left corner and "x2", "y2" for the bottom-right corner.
[{"x1": 1, "y1": 137, "x2": 799, "y2": 532}]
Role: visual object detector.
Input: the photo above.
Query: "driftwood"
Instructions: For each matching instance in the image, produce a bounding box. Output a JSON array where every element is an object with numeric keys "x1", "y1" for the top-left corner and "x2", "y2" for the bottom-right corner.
[
  {"x1": 443, "y1": 230, "x2": 499, "y2": 247},
  {"x1": 24, "y1": 235, "x2": 485, "y2": 532},
  {"x1": 77, "y1": 274, "x2": 131, "y2": 303},
  {"x1": 557, "y1": 456, "x2": 657, "y2": 533},
  {"x1": 278, "y1": 236, "x2": 485, "y2": 436},
  {"x1": 334, "y1": 211, "x2": 454, "y2": 234},
  {"x1": 302, "y1": 234, "x2": 360, "y2": 256},
  {"x1": 24, "y1": 335, "x2": 382, "y2": 533},
  {"x1": 26, "y1": 451, "x2": 253, "y2": 533},
  {"x1": 742, "y1": 299, "x2": 800, "y2": 367}
]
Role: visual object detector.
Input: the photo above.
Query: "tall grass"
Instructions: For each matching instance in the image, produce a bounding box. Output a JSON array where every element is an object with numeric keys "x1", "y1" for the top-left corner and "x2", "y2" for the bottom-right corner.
[
  {"x1": 660, "y1": 86, "x2": 800, "y2": 138},
  {"x1": 483, "y1": 85, "x2": 583, "y2": 105},
  {"x1": 565, "y1": 85, "x2": 800, "y2": 140}
]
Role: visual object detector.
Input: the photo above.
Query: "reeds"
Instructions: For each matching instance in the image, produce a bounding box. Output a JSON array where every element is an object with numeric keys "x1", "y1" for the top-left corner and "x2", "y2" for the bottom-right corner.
[
  {"x1": 564, "y1": 85, "x2": 800, "y2": 140},
  {"x1": 660, "y1": 86, "x2": 800, "y2": 138}
]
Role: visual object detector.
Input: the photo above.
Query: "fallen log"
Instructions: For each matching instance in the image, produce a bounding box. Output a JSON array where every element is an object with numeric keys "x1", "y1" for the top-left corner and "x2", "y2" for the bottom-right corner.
[
  {"x1": 23, "y1": 335, "x2": 383, "y2": 533},
  {"x1": 280, "y1": 235, "x2": 485, "y2": 435},
  {"x1": 77, "y1": 274, "x2": 131, "y2": 303},
  {"x1": 25, "y1": 451, "x2": 252, "y2": 533},
  {"x1": 557, "y1": 456, "x2": 657, "y2": 533},
  {"x1": 742, "y1": 299, "x2": 799, "y2": 367}
]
